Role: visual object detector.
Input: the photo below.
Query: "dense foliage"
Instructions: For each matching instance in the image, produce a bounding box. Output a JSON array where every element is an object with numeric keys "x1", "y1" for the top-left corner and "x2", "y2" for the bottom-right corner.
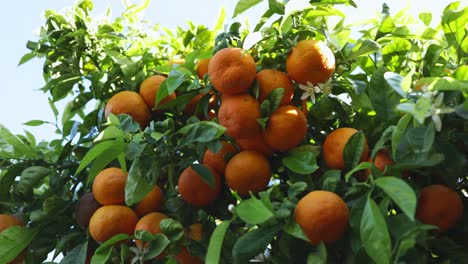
[{"x1": 0, "y1": 0, "x2": 467, "y2": 263}]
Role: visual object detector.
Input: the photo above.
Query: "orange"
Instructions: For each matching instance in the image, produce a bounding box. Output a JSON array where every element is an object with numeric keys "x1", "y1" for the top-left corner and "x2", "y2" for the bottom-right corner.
[
  {"x1": 256, "y1": 69, "x2": 295, "y2": 106},
  {"x1": 134, "y1": 212, "x2": 168, "y2": 248},
  {"x1": 134, "y1": 186, "x2": 164, "y2": 218},
  {"x1": 195, "y1": 58, "x2": 210, "y2": 79},
  {"x1": 263, "y1": 105, "x2": 308, "y2": 151},
  {"x1": 92, "y1": 167, "x2": 127, "y2": 206},
  {"x1": 139, "y1": 75, "x2": 177, "y2": 111},
  {"x1": 286, "y1": 39, "x2": 335, "y2": 85},
  {"x1": 360, "y1": 150, "x2": 394, "y2": 181},
  {"x1": 294, "y1": 190, "x2": 349, "y2": 245},
  {"x1": 225, "y1": 151, "x2": 271, "y2": 196},
  {"x1": 175, "y1": 246, "x2": 203, "y2": 264},
  {"x1": 187, "y1": 223, "x2": 203, "y2": 241},
  {"x1": 75, "y1": 192, "x2": 102, "y2": 229},
  {"x1": 0, "y1": 214, "x2": 23, "y2": 232},
  {"x1": 236, "y1": 133, "x2": 274, "y2": 157},
  {"x1": 104, "y1": 91, "x2": 151, "y2": 128},
  {"x1": 0, "y1": 214, "x2": 26, "y2": 264},
  {"x1": 416, "y1": 185, "x2": 464, "y2": 232},
  {"x1": 208, "y1": 47, "x2": 256, "y2": 94},
  {"x1": 218, "y1": 93, "x2": 261, "y2": 139},
  {"x1": 177, "y1": 165, "x2": 221, "y2": 206},
  {"x1": 88, "y1": 205, "x2": 138, "y2": 243},
  {"x1": 322, "y1": 127, "x2": 369, "y2": 170},
  {"x1": 202, "y1": 141, "x2": 238, "y2": 175}
]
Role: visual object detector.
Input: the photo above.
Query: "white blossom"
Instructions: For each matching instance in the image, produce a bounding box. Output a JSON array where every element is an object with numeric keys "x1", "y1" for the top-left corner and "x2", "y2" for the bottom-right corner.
[{"x1": 298, "y1": 79, "x2": 332, "y2": 103}]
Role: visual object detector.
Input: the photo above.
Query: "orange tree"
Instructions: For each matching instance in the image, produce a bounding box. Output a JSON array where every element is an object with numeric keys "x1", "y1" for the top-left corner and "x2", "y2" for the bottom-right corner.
[{"x1": 0, "y1": 0, "x2": 467, "y2": 263}]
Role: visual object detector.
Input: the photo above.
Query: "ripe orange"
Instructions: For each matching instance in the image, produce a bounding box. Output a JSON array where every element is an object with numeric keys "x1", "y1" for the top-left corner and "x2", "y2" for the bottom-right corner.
[
  {"x1": 294, "y1": 190, "x2": 349, "y2": 245},
  {"x1": 202, "y1": 141, "x2": 238, "y2": 175},
  {"x1": 208, "y1": 47, "x2": 256, "y2": 94},
  {"x1": 0, "y1": 214, "x2": 23, "y2": 232},
  {"x1": 263, "y1": 105, "x2": 308, "y2": 151},
  {"x1": 104, "y1": 91, "x2": 151, "y2": 128},
  {"x1": 416, "y1": 185, "x2": 464, "y2": 232},
  {"x1": 75, "y1": 192, "x2": 102, "y2": 229},
  {"x1": 218, "y1": 93, "x2": 261, "y2": 139},
  {"x1": 256, "y1": 69, "x2": 295, "y2": 106},
  {"x1": 195, "y1": 58, "x2": 210, "y2": 79},
  {"x1": 236, "y1": 133, "x2": 274, "y2": 157},
  {"x1": 187, "y1": 223, "x2": 203, "y2": 241},
  {"x1": 175, "y1": 246, "x2": 204, "y2": 264},
  {"x1": 360, "y1": 150, "x2": 394, "y2": 181},
  {"x1": 322, "y1": 127, "x2": 369, "y2": 170},
  {"x1": 225, "y1": 151, "x2": 271, "y2": 196},
  {"x1": 88, "y1": 205, "x2": 138, "y2": 243},
  {"x1": 134, "y1": 186, "x2": 164, "y2": 218},
  {"x1": 177, "y1": 165, "x2": 221, "y2": 206},
  {"x1": 92, "y1": 167, "x2": 127, "y2": 206},
  {"x1": 286, "y1": 39, "x2": 335, "y2": 85},
  {"x1": 0, "y1": 214, "x2": 26, "y2": 264},
  {"x1": 139, "y1": 75, "x2": 177, "y2": 111},
  {"x1": 134, "y1": 212, "x2": 168, "y2": 248}
]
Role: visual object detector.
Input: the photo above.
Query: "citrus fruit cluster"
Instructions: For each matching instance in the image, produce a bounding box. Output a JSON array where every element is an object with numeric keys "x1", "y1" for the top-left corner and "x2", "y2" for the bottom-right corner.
[
  {"x1": 75, "y1": 167, "x2": 202, "y2": 262},
  {"x1": 91, "y1": 37, "x2": 464, "y2": 258}
]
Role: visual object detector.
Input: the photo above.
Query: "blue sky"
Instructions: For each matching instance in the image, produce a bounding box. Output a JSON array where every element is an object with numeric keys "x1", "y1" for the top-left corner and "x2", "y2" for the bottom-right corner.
[{"x1": 0, "y1": 0, "x2": 454, "y2": 141}]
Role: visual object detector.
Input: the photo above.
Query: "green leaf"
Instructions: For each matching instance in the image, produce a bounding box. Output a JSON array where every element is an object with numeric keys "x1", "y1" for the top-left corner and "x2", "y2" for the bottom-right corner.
[
  {"x1": 343, "y1": 131, "x2": 366, "y2": 171},
  {"x1": 125, "y1": 155, "x2": 154, "y2": 206},
  {"x1": 75, "y1": 139, "x2": 126, "y2": 181},
  {"x1": 376, "y1": 15, "x2": 395, "y2": 39},
  {"x1": 268, "y1": 0, "x2": 285, "y2": 15},
  {"x1": 18, "y1": 166, "x2": 52, "y2": 194},
  {"x1": 233, "y1": 225, "x2": 281, "y2": 263},
  {"x1": 143, "y1": 234, "x2": 170, "y2": 260},
  {"x1": 0, "y1": 125, "x2": 38, "y2": 159},
  {"x1": 441, "y1": 4, "x2": 468, "y2": 54},
  {"x1": 237, "y1": 196, "x2": 275, "y2": 225},
  {"x1": 360, "y1": 197, "x2": 392, "y2": 264},
  {"x1": 288, "y1": 182, "x2": 307, "y2": 198},
  {"x1": 307, "y1": 242, "x2": 327, "y2": 264},
  {"x1": 383, "y1": 72, "x2": 408, "y2": 98},
  {"x1": 0, "y1": 226, "x2": 38, "y2": 263},
  {"x1": 156, "y1": 70, "x2": 188, "y2": 106},
  {"x1": 50, "y1": 75, "x2": 81, "y2": 102},
  {"x1": 375, "y1": 177, "x2": 417, "y2": 221},
  {"x1": 344, "y1": 162, "x2": 372, "y2": 182},
  {"x1": 18, "y1": 52, "x2": 36, "y2": 66},
  {"x1": 348, "y1": 39, "x2": 380, "y2": 59},
  {"x1": 91, "y1": 234, "x2": 130, "y2": 264},
  {"x1": 321, "y1": 170, "x2": 342, "y2": 192},
  {"x1": 381, "y1": 39, "x2": 411, "y2": 71},
  {"x1": 206, "y1": 220, "x2": 231, "y2": 264},
  {"x1": 86, "y1": 140, "x2": 127, "y2": 184},
  {"x1": 191, "y1": 163, "x2": 215, "y2": 188},
  {"x1": 282, "y1": 149, "x2": 319, "y2": 174},
  {"x1": 283, "y1": 221, "x2": 309, "y2": 241},
  {"x1": 369, "y1": 67, "x2": 400, "y2": 121},
  {"x1": 23, "y1": 120, "x2": 47, "y2": 127},
  {"x1": 260, "y1": 88, "x2": 284, "y2": 117},
  {"x1": 60, "y1": 241, "x2": 87, "y2": 264},
  {"x1": 178, "y1": 121, "x2": 226, "y2": 143},
  {"x1": 419, "y1": 12, "x2": 432, "y2": 26},
  {"x1": 309, "y1": 0, "x2": 357, "y2": 7},
  {"x1": 392, "y1": 114, "x2": 412, "y2": 159},
  {"x1": 232, "y1": 0, "x2": 262, "y2": 18},
  {"x1": 160, "y1": 218, "x2": 185, "y2": 241}
]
